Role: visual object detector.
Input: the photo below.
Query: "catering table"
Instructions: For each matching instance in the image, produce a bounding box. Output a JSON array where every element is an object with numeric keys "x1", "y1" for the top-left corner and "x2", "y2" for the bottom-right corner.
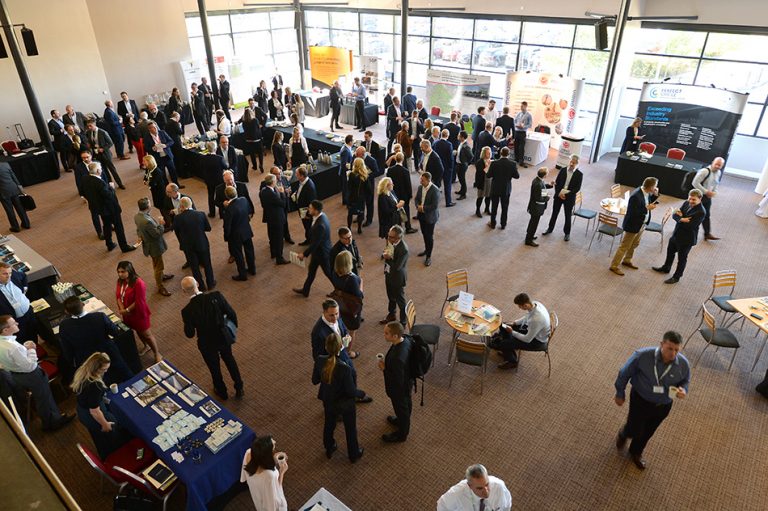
[
  {"x1": 299, "y1": 91, "x2": 331, "y2": 118},
  {"x1": 443, "y1": 298, "x2": 503, "y2": 365},
  {"x1": 301, "y1": 487, "x2": 352, "y2": 511},
  {"x1": 109, "y1": 361, "x2": 256, "y2": 511},
  {"x1": 340, "y1": 98, "x2": 378, "y2": 128},
  {"x1": 615, "y1": 154, "x2": 702, "y2": 199},
  {"x1": 34, "y1": 283, "x2": 142, "y2": 381},
  {"x1": 523, "y1": 131, "x2": 551, "y2": 167},
  {"x1": 0, "y1": 149, "x2": 59, "y2": 186},
  {"x1": 0, "y1": 235, "x2": 59, "y2": 299},
  {"x1": 727, "y1": 297, "x2": 768, "y2": 371},
  {"x1": 177, "y1": 146, "x2": 250, "y2": 183},
  {"x1": 288, "y1": 159, "x2": 341, "y2": 204}
]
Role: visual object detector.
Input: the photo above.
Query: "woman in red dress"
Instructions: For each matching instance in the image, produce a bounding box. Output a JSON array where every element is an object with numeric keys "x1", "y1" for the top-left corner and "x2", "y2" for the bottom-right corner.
[{"x1": 115, "y1": 261, "x2": 161, "y2": 362}]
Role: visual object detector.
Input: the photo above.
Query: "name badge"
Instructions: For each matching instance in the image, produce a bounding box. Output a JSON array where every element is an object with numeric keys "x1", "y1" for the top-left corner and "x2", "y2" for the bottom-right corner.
[{"x1": 653, "y1": 385, "x2": 664, "y2": 394}]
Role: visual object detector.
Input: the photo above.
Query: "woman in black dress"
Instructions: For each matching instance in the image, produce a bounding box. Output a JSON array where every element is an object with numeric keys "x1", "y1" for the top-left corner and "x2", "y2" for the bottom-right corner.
[
  {"x1": 71, "y1": 352, "x2": 133, "y2": 459},
  {"x1": 268, "y1": 90, "x2": 285, "y2": 121},
  {"x1": 474, "y1": 146, "x2": 493, "y2": 218},
  {"x1": 271, "y1": 131, "x2": 287, "y2": 170},
  {"x1": 332, "y1": 250, "x2": 363, "y2": 357},
  {"x1": 376, "y1": 177, "x2": 404, "y2": 239},
  {"x1": 311, "y1": 333, "x2": 363, "y2": 463},
  {"x1": 620, "y1": 117, "x2": 645, "y2": 153},
  {"x1": 346, "y1": 158, "x2": 369, "y2": 234},
  {"x1": 241, "y1": 108, "x2": 264, "y2": 173},
  {"x1": 142, "y1": 155, "x2": 169, "y2": 222},
  {"x1": 168, "y1": 87, "x2": 183, "y2": 115}
]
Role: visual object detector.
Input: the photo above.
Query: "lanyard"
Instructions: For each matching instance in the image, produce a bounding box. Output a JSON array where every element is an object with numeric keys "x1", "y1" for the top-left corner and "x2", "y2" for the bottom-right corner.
[
  {"x1": 119, "y1": 281, "x2": 128, "y2": 307},
  {"x1": 654, "y1": 350, "x2": 673, "y2": 386}
]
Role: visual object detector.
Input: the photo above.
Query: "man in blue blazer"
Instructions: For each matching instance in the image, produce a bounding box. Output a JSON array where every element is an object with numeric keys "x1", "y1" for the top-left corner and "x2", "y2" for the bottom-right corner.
[
  {"x1": 294, "y1": 200, "x2": 333, "y2": 297},
  {"x1": 0, "y1": 262, "x2": 37, "y2": 343},
  {"x1": 653, "y1": 189, "x2": 707, "y2": 284},
  {"x1": 414, "y1": 172, "x2": 440, "y2": 267},
  {"x1": 103, "y1": 100, "x2": 127, "y2": 159},
  {"x1": 222, "y1": 186, "x2": 255, "y2": 281},
  {"x1": 432, "y1": 130, "x2": 455, "y2": 207},
  {"x1": 144, "y1": 122, "x2": 180, "y2": 186},
  {"x1": 174, "y1": 197, "x2": 216, "y2": 291},
  {"x1": 293, "y1": 166, "x2": 316, "y2": 245},
  {"x1": 402, "y1": 87, "x2": 417, "y2": 116},
  {"x1": 418, "y1": 140, "x2": 444, "y2": 188},
  {"x1": 338, "y1": 135, "x2": 354, "y2": 206},
  {"x1": 610, "y1": 177, "x2": 659, "y2": 276}
]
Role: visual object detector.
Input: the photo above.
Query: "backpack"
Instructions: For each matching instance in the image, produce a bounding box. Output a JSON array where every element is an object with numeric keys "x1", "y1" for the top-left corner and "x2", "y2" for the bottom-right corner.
[
  {"x1": 408, "y1": 334, "x2": 433, "y2": 406},
  {"x1": 681, "y1": 167, "x2": 709, "y2": 194}
]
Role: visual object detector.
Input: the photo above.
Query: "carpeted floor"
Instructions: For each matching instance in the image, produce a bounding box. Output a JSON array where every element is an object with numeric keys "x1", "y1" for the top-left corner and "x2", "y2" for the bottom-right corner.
[{"x1": 20, "y1": 113, "x2": 768, "y2": 511}]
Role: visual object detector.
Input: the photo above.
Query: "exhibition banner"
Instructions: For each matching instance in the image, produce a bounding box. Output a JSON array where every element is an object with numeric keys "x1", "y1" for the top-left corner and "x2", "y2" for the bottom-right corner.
[
  {"x1": 504, "y1": 72, "x2": 584, "y2": 146},
  {"x1": 637, "y1": 83, "x2": 748, "y2": 163},
  {"x1": 309, "y1": 46, "x2": 353, "y2": 89},
  {"x1": 426, "y1": 69, "x2": 491, "y2": 115}
]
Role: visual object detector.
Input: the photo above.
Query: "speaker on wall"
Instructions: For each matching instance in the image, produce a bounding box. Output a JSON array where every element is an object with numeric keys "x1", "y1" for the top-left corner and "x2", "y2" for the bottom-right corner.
[
  {"x1": 21, "y1": 28, "x2": 38, "y2": 56},
  {"x1": 595, "y1": 19, "x2": 609, "y2": 50}
]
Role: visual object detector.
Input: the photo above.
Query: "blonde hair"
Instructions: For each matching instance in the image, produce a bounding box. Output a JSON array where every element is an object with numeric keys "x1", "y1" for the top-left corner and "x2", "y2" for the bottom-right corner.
[
  {"x1": 424, "y1": 119, "x2": 433, "y2": 133},
  {"x1": 71, "y1": 352, "x2": 111, "y2": 394},
  {"x1": 322, "y1": 333, "x2": 342, "y2": 384},
  {"x1": 480, "y1": 146, "x2": 492, "y2": 160},
  {"x1": 334, "y1": 250, "x2": 353, "y2": 276},
  {"x1": 142, "y1": 155, "x2": 157, "y2": 169},
  {"x1": 351, "y1": 157, "x2": 369, "y2": 180},
  {"x1": 377, "y1": 176, "x2": 393, "y2": 196}
]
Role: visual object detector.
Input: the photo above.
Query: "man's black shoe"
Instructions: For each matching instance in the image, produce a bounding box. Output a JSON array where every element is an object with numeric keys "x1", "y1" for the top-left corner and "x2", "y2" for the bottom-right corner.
[
  {"x1": 382, "y1": 432, "x2": 406, "y2": 443},
  {"x1": 652, "y1": 266, "x2": 670, "y2": 274}
]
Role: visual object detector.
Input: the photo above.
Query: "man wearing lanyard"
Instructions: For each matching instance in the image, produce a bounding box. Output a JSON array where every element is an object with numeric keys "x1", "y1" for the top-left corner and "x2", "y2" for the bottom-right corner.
[
  {"x1": 351, "y1": 77, "x2": 367, "y2": 132},
  {"x1": 513, "y1": 101, "x2": 532, "y2": 167},
  {"x1": 614, "y1": 331, "x2": 690, "y2": 470},
  {"x1": 0, "y1": 262, "x2": 37, "y2": 343}
]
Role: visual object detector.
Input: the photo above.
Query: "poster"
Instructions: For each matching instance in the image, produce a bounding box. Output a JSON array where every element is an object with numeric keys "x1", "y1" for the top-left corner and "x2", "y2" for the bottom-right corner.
[
  {"x1": 426, "y1": 69, "x2": 491, "y2": 115},
  {"x1": 504, "y1": 72, "x2": 584, "y2": 147},
  {"x1": 309, "y1": 46, "x2": 353, "y2": 89},
  {"x1": 179, "y1": 57, "x2": 228, "y2": 98},
  {"x1": 359, "y1": 55, "x2": 383, "y2": 107},
  {"x1": 637, "y1": 83, "x2": 747, "y2": 164}
]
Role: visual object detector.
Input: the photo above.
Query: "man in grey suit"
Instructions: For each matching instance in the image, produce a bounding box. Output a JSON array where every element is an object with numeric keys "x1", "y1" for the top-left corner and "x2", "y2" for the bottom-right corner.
[
  {"x1": 85, "y1": 120, "x2": 125, "y2": 189},
  {"x1": 134, "y1": 198, "x2": 173, "y2": 296},
  {"x1": 0, "y1": 163, "x2": 30, "y2": 232},
  {"x1": 380, "y1": 225, "x2": 409, "y2": 325},
  {"x1": 414, "y1": 172, "x2": 440, "y2": 267}
]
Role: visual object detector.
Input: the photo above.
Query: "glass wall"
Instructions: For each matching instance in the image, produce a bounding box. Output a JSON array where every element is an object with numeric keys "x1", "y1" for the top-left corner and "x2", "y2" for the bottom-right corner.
[
  {"x1": 184, "y1": 10, "x2": 301, "y2": 102},
  {"x1": 305, "y1": 10, "x2": 613, "y2": 142},
  {"x1": 620, "y1": 27, "x2": 768, "y2": 140}
]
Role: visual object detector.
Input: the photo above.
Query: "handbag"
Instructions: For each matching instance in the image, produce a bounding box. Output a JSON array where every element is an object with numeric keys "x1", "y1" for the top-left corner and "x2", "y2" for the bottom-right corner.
[
  {"x1": 210, "y1": 293, "x2": 237, "y2": 344},
  {"x1": 18, "y1": 194, "x2": 36, "y2": 211},
  {"x1": 329, "y1": 286, "x2": 363, "y2": 318},
  {"x1": 113, "y1": 490, "x2": 155, "y2": 511}
]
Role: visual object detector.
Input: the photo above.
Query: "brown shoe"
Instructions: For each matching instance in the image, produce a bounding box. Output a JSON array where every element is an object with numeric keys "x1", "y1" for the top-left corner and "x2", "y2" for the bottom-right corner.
[
  {"x1": 497, "y1": 360, "x2": 518, "y2": 370},
  {"x1": 631, "y1": 454, "x2": 647, "y2": 470},
  {"x1": 621, "y1": 261, "x2": 639, "y2": 269},
  {"x1": 379, "y1": 315, "x2": 396, "y2": 325},
  {"x1": 610, "y1": 267, "x2": 625, "y2": 276},
  {"x1": 704, "y1": 233, "x2": 720, "y2": 240}
]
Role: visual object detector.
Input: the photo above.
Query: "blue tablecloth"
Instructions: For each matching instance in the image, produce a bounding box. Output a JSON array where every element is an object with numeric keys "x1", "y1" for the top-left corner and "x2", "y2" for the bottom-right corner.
[{"x1": 109, "y1": 362, "x2": 255, "y2": 511}]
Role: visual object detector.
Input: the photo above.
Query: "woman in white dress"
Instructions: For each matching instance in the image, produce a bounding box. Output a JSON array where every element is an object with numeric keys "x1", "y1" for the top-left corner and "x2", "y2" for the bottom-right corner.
[{"x1": 240, "y1": 435, "x2": 288, "y2": 511}]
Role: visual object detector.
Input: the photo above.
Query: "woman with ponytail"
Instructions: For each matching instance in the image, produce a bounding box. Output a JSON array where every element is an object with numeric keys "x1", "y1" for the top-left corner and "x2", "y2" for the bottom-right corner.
[{"x1": 311, "y1": 333, "x2": 364, "y2": 463}]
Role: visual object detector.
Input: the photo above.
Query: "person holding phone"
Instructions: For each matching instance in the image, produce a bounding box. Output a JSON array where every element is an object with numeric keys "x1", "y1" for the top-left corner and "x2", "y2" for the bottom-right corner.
[{"x1": 610, "y1": 177, "x2": 659, "y2": 275}]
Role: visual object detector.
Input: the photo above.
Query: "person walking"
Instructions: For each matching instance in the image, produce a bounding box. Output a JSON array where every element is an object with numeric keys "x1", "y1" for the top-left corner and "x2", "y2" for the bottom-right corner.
[
  {"x1": 134, "y1": 198, "x2": 173, "y2": 296},
  {"x1": 610, "y1": 177, "x2": 659, "y2": 275}
]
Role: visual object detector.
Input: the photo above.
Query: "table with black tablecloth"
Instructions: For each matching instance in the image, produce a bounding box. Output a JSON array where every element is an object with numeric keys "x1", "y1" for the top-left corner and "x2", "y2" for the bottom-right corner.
[
  {"x1": 1, "y1": 234, "x2": 59, "y2": 299},
  {"x1": 177, "y1": 146, "x2": 250, "y2": 183},
  {"x1": 299, "y1": 92, "x2": 331, "y2": 118},
  {"x1": 340, "y1": 98, "x2": 379, "y2": 128},
  {"x1": 615, "y1": 154, "x2": 703, "y2": 200},
  {"x1": 34, "y1": 283, "x2": 142, "y2": 382},
  {"x1": 109, "y1": 362, "x2": 256, "y2": 511},
  {"x1": 0, "y1": 150, "x2": 59, "y2": 186}
]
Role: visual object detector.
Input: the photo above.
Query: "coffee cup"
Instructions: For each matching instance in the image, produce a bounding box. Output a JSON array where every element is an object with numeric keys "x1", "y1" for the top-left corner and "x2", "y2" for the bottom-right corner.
[
  {"x1": 110, "y1": 383, "x2": 118, "y2": 394},
  {"x1": 376, "y1": 353, "x2": 384, "y2": 361},
  {"x1": 276, "y1": 453, "x2": 286, "y2": 462}
]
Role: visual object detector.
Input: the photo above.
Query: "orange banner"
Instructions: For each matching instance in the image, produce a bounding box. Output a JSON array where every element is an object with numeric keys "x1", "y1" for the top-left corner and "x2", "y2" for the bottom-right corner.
[{"x1": 309, "y1": 46, "x2": 353, "y2": 89}]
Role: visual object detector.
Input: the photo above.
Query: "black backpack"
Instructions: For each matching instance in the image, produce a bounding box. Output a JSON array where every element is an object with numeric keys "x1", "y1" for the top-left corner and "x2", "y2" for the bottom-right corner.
[
  {"x1": 681, "y1": 167, "x2": 709, "y2": 194},
  {"x1": 408, "y1": 334, "x2": 433, "y2": 405}
]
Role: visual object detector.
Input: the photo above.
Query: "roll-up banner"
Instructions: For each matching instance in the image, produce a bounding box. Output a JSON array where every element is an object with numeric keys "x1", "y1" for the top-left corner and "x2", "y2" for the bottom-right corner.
[
  {"x1": 308, "y1": 46, "x2": 353, "y2": 89},
  {"x1": 426, "y1": 69, "x2": 491, "y2": 115},
  {"x1": 504, "y1": 72, "x2": 584, "y2": 148},
  {"x1": 637, "y1": 83, "x2": 748, "y2": 163}
]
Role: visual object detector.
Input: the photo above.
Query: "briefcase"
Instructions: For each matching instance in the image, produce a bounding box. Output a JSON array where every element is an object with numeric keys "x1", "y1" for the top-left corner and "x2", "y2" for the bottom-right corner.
[{"x1": 18, "y1": 194, "x2": 36, "y2": 211}]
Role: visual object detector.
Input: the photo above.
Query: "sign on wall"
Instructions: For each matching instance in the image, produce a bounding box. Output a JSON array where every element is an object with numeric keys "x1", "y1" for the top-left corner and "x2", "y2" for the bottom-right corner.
[
  {"x1": 309, "y1": 46, "x2": 353, "y2": 89},
  {"x1": 426, "y1": 69, "x2": 491, "y2": 115},
  {"x1": 637, "y1": 83, "x2": 748, "y2": 163}
]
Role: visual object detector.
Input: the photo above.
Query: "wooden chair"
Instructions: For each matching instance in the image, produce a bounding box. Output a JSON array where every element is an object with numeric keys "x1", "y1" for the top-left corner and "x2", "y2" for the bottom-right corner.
[
  {"x1": 645, "y1": 206, "x2": 674, "y2": 252},
  {"x1": 442, "y1": 269, "x2": 469, "y2": 316},
  {"x1": 515, "y1": 310, "x2": 558, "y2": 377},
  {"x1": 113, "y1": 465, "x2": 179, "y2": 511},
  {"x1": 684, "y1": 303, "x2": 740, "y2": 371},
  {"x1": 667, "y1": 148, "x2": 686, "y2": 160},
  {"x1": 448, "y1": 338, "x2": 489, "y2": 394},
  {"x1": 588, "y1": 213, "x2": 624, "y2": 255},
  {"x1": 406, "y1": 300, "x2": 440, "y2": 366},
  {"x1": 572, "y1": 191, "x2": 597, "y2": 236},
  {"x1": 638, "y1": 141, "x2": 656, "y2": 155},
  {"x1": 610, "y1": 184, "x2": 622, "y2": 198}
]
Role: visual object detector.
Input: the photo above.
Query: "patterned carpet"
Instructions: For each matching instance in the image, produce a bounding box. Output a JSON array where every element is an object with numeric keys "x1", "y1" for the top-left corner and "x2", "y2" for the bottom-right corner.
[{"x1": 20, "y1": 116, "x2": 768, "y2": 511}]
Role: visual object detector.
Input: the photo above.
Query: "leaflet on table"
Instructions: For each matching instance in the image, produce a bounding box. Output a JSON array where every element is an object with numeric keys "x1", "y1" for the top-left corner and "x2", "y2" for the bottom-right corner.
[
  {"x1": 126, "y1": 374, "x2": 158, "y2": 396},
  {"x1": 162, "y1": 373, "x2": 191, "y2": 394},
  {"x1": 135, "y1": 383, "x2": 168, "y2": 407},
  {"x1": 0, "y1": 245, "x2": 14, "y2": 256},
  {"x1": 199, "y1": 400, "x2": 221, "y2": 418},
  {"x1": 179, "y1": 383, "x2": 207, "y2": 406},
  {"x1": 456, "y1": 291, "x2": 474, "y2": 314},
  {"x1": 152, "y1": 396, "x2": 183, "y2": 419},
  {"x1": 82, "y1": 297, "x2": 106, "y2": 314},
  {"x1": 147, "y1": 360, "x2": 175, "y2": 381},
  {"x1": 470, "y1": 323, "x2": 490, "y2": 336},
  {"x1": 475, "y1": 304, "x2": 500, "y2": 322},
  {"x1": 152, "y1": 410, "x2": 206, "y2": 452},
  {"x1": 31, "y1": 298, "x2": 50, "y2": 313},
  {"x1": 205, "y1": 420, "x2": 243, "y2": 453}
]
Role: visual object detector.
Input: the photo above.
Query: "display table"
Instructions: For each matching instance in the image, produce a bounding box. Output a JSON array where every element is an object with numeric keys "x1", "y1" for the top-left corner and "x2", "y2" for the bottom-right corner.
[
  {"x1": 177, "y1": 146, "x2": 250, "y2": 183},
  {"x1": 523, "y1": 132, "x2": 551, "y2": 167},
  {"x1": 109, "y1": 361, "x2": 256, "y2": 511},
  {"x1": 340, "y1": 98, "x2": 378, "y2": 128},
  {"x1": 0, "y1": 149, "x2": 59, "y2": 186},
  {"x1": 34, "y1": 283, "x2": 142, "y2": 381},
  {"x1": 299, "y1": 91, "x2": 331, "y2": 118},
  {"x1": 300, "y1": 487, "x2": 352, "y2": 511},
  {"x1": 0, "y1": 235, "x2": 59, "y2": 299},
  {"x1": 615, "y1": 154, "x2": 702, "y2": 199}
]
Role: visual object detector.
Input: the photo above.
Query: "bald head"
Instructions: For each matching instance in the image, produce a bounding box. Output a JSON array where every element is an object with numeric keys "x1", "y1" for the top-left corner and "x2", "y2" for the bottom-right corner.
[
  {"x1": 181, "y1": 276, "x2": 199, "y2": 294},
  {"x1": 711, "y1": 157, "x2": 725, "y2": 171},
  {"x1": 354, "y1": 146, "x2": 366, "y2": 158},
  {"x1": 179, "y1": 197, "x2": 193, "y2": 211}
]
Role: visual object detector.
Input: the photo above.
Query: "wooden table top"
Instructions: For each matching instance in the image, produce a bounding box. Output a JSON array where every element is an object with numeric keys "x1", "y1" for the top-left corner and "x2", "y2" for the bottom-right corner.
[
  {"x1": 443, "y1": 299, "x2": 503, "y2": 337},
  {"x1": 727, "y1": 297, "x2": 768, "y2": 334},
  {"x1": 600, "y1": 197, "x2": 627, "y2": 215}
]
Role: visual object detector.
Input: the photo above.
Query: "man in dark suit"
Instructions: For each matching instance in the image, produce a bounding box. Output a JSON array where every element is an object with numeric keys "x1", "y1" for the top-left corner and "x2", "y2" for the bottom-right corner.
[
  {"x1": 222, "y1": 186, "x2": 256, "y2": 281},
  {"x1": 80, "y1": 162, "x2": 136, "y2": 253},
  {"x1": 444, "y1": 112, "x2": 461, "y2": 149},
  {"x1": 330, "y1": 226, "x2": 363, "y2": 276},
  {"x1": 386, "y1": 153, "x2": 417, "y2": 234},
  {"x1": 85, "y1": 120, "x2": 125, "y2": 189},
  {"x1": 272, "y1": 73, "x2": 284, "y2": 100},
  {"x1": 191, "y1": 83, "x2": 210, "y2": 135},
  {"x1": 0, "y1": 162, "x2": 30, "y2": 233},
  {"x1": 408, "y1": 111, "x2": 424, "y2": 166},
  {"x1": 199, "y1": 77, "x2": 215, "y2": 121},
  {"x1": 402, "y1": 87, "x2": 417, "y2": 116},
  {"x1": 525, "y1": 167, "x2": 554, "y2": 247},
  {"x1": 263, "y1": 166, "x2": 294, "y2": 244},
  {"x1": 215, "y1": 170, "x2": 253, "y2": 219},
  {"x1": 379, "y1": 321, "x2": 413, "y2": 443},
  {"x1": 144, "y1": 122, "x2": 180, "y2": 186},
  {"x1": 386, "y1": 96, "x2": 404, "y2": 153},
  {"x1": 182, "y1": 277, "x2": 243, "y2": 400},
  {"x1": 610, "y1": 177, "x2": 660, "y2": 275},
  {"x1": 116, "y1": 92, "x2": 140, "y2": 126},
  {"x1": 173, "y1": 197, "x2": 216, "y2": 291},
  {"x1": 215, "y1": 135, "x2": 240, "y2": 179},
  {"x1": 103, "y1": 100, "x2": 127, "y2": 160},
  {"x1": 59, "y1": 297, "x2": 133, "y2": 385},
  {"x1": 338, "y1": 135, "x2": 354, "y2": 206},
  {"x1": 486, "y1": 147, "x2": 520, "y2": 230},
  {"x1": 418, "y1": 140, "x2": 444, "y2": 193},
  {"x1": 472, "y1": 106, "x2": 487, "y2": 160},
  {"x1": 454, "y1": 131, "x2": 473, "y2": 201},
  {"x1": 163, "y1": 183, "x2": 194, "y2": 231},
  {"x1": 432, "y1": 130, "x2": 455, "y2": 207},
  {"x1": 218, "y1": 74, "x2": 231, "y2": 121},
  {"x1": 475, "y1": 121, "x2": 497, "y2": 161},
  {"x1": 380, "y1": 225, "x2": 409, "y2": 325},
  {"x1": 383, "y1": 87, "x2": 395, "y2": 118},
  {"x1": 653, "y1": 189, "x2": 707, "y2": 284},
  {"x1": 495, "y1": 106, "x2": 516, "y2": 138},
  {"x1": 362, "y1": 130, "x2": 381, "y2": 166},
  {"x1": 62, "y1": 105, "x2": 86, "y2": 134},
  {"x1": 0, "y1": 262, "x2": 38, "y2": 343},
  {"x1": 48, "y1": 110, "x2": 68, "y2": 171},
  {"x1": 259, "y1": 174, "x2": 289, "y2": 265},
  {"x1": 293, "y1": 200, "x2": 333, "y2": 297},
  {"x1": 146, "y1": 103, "x2": 167, "y2": 131},
  {"x1": 201, "y1": 141, "x2": 226, "y2": 217},
  {"x1": 329, "y1": 81, "x2": 343, "y2": 131},
  {"x1": 543, "y1": 155, "x2": 583, "y2": 242},
  {"x1": 414, "y1": 99, "x2": 428, "y2": 122},
  {"x1": 293, "y1": 166, "x2": 317, "y2": 244},
  {"x1": 75, "y1": 150, "x2": 106, "y2": 239},
  {"x1": 414, "y1": 172, "x2": 440, "y2": 267}
]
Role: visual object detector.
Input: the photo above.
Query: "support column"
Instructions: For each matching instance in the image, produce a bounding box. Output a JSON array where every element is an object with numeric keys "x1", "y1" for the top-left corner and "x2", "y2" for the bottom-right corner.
[
  {"x1": 197, "y1": 0, "x2": 221, "y2": 113},
  {"x1": 399, "y1": 0, "x2": 408, "y2": 97}
]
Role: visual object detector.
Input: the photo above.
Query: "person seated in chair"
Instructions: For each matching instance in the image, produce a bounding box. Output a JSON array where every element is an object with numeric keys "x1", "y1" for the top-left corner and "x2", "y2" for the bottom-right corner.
[{"x1": 492, "y1": 293, "x2": 550, "y2": 370}]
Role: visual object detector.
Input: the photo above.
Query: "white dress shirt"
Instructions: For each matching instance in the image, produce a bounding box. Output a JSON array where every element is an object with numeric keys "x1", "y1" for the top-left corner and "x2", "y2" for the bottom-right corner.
[
  {"x1": 0, "y1": 335, "x2": 37, "y2": 373},
  {"x1": 0, "y1": 280, "x2": 30, "y2": 317},
  {"x1": 437, "y1": 476, "x2": 512, "y2": 511}
]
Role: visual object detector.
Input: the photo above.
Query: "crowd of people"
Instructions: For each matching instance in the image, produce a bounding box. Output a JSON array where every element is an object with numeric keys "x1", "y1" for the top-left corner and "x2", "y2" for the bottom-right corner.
[{"x1": 1, "y1": 71, "x2": 764, "y2": 511}]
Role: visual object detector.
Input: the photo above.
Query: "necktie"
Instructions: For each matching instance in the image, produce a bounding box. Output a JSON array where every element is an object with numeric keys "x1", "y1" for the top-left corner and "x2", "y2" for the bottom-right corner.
[{"x1": 479, "y1": 498, "x2": 485, "y2": 511}]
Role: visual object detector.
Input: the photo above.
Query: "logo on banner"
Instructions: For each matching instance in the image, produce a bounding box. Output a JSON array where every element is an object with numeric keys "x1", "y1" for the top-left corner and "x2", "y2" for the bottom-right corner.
[
  {"x1": 562, "y1": 141, "x2": 570, "y2": 149},
  {"x1": 649, "y1": 87, "x2": 684, "y2": 99},
  {"x1": 568, "y1": 108, "x2": 576, "y2": 120},
  {"x1": 539, "y1": 75, "x2": 549, "y2": 85}
]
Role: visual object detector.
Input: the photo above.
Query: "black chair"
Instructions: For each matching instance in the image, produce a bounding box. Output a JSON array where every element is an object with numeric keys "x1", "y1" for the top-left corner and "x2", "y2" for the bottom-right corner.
[
  {"x1": 684, "y1": 303, "x2": 740, "y2": 371},
  {"x1": 406, "y1": 300, "x2": 440, "y2": 366}
]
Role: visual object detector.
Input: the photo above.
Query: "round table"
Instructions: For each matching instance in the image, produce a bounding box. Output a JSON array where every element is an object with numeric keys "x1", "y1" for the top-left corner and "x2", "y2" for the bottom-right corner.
[
  {"x1": 443, "y1": 299, "x2": 503, "y2": 365},
  {"x1": 600, "y1": 197, "x2": 627, "y2": 215}
]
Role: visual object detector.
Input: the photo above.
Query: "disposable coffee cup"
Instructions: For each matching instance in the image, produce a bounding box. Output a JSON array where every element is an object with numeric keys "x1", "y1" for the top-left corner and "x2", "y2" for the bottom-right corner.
[
  {"x1": 276, "y1": 453, "x2": 286, "y2": 462},
  {"x1": 376, "y1": 353, "x2": 384, "y2": 361},
  {"x1": 110, "y1": 384, "x2": 118, "y2": 394}
]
